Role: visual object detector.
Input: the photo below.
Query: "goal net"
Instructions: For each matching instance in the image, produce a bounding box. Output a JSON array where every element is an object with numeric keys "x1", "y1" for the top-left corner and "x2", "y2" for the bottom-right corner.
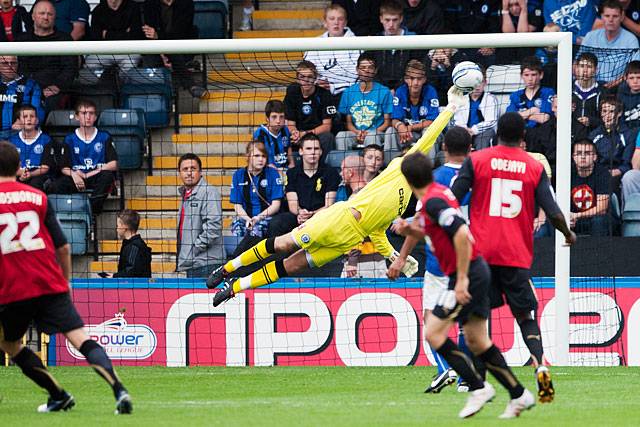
[{"x1": 0, "y1": 33, "x2": 631, "y2": 368}]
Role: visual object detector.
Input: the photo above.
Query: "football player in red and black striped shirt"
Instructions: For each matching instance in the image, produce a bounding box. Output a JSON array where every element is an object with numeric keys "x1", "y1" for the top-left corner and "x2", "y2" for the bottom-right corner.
[{"x1": 0, "y1": 141, "x2": 132, "y2": 414}]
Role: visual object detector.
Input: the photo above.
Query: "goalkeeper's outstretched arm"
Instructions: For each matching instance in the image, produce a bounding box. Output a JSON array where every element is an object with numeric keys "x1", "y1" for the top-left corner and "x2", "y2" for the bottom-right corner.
[{"x1": 407, "y1": 87, "x2": 469, "y2": 157}]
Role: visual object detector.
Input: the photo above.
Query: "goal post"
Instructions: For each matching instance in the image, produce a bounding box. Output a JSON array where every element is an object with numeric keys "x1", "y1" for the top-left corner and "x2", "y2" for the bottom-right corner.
[{"x1": 1, "y1": 31, "x2": 583, "y2": 366}]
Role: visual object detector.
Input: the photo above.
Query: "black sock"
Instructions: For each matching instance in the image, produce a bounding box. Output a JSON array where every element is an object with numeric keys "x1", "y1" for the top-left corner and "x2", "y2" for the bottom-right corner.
[
  {"x1": 478, "y1": 345, "x2": 525, "y2": 399},
  {"x1": 13, "y1": 347, "x2": 65, "y2": 400},
  {"x1": 275, "y1": 259, "x2": 289, "y2": 278},
  {"x1": 265, "y1": 237, "x2": 276, "y2": 253},
  {"x1": 79, "y1": 340, "x2": 125, "y2": 398},
  {"x1": 435, "y1": 339, "x2": 484, "y2": 391},
  {"x1": 471, "y1": 354, "x2": 487, "y2": 381},
  {"x1": 518, "y1": 318, "x2": 544, "y2": 366}
]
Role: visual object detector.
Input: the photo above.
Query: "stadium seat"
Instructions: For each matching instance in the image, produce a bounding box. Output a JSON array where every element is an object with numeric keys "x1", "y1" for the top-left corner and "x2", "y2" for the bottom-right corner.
[
  {"x1": 48, "y1": 194, "x2": 92, "y2": 255},
  {"x1": 326, "y1": 150, "x2": 360, "y2": 169},
  {"x1": 194, "y1": 0, "x2": 228, "y2": 39},
  {"x1": 69, "y1": 68, "x2": 119, "y2": 112},
  {"x1": 622, "y1": 193, "x2": 640, "y2": 237},
  {"x1": 120, "y1": 68, "x2": 172, "y2": 128},
  {"x1": 97, "y1": 109, "x2": 146, "y2": 170},
  {"x1": 44, "y1": 110, "x2": 79, "y2": 144}
]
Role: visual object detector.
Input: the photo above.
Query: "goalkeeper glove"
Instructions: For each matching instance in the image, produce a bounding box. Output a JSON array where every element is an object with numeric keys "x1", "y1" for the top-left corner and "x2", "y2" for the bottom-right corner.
[
  {"x1": 388, "y1": 251, "x2": 419, "y2": 278},
  {"x1": 446, "y1": 86, "x2": 469, "y2": 111}
]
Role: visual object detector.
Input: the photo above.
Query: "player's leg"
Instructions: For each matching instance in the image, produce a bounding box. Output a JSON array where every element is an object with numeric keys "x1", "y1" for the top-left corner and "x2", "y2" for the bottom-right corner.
[
  {"x1": 425, "y1": 312, "x2": 494, "y2": 418},
  {"x1": 64, "y1": 328, "x2": 132, "y2": 414},
  {"x1": 207, "y1": 235, "x2": 296, "y2": 288},
  {"x1": 456, "y1": 324, "x2": 487, "y2": 392},
  {"x1": 463, "y1": 317, "x2": 535, "y2": 419},
  {"x1": 85, "y1": 171, "x2": 115, "y2": 215},
  {"x1": 0, "y1": 300, "x2": 74, "y2": 412}
]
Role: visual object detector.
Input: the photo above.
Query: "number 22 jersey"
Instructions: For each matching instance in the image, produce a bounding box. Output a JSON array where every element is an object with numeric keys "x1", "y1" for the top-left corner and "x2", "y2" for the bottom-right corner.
[
  {"x1": 452, "y1": 145, "x2": 558, "y2": 269},
  {"x1": 0, "y1": 181, "x2": 68, "y2": 304}
]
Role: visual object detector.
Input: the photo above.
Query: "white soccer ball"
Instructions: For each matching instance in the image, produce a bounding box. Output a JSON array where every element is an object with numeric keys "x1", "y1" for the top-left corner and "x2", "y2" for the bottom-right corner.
[{"x1": 452, "y1": 61, "x2": 483, "y2": 92}]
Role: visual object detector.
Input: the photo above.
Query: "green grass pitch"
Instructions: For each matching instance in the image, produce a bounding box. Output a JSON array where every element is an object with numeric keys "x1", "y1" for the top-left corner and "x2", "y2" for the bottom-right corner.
[{"x1": 1, "y1": 366, "x2": 639, "y2": 426}]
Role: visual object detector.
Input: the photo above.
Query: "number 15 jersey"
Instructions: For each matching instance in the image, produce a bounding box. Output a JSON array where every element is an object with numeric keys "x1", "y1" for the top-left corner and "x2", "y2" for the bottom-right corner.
[
  {"x1": 0, "y1": 181, "x2": 68, "y2": 304},
  {"x1": 451, "y1": 145, "x2": 560, "y2": 269}
]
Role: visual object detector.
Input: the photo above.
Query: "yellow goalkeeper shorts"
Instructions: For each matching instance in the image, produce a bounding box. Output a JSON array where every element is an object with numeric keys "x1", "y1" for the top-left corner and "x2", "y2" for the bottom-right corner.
[{"x1": 291, "y1": 202, "x2": 367, "y2": 268}]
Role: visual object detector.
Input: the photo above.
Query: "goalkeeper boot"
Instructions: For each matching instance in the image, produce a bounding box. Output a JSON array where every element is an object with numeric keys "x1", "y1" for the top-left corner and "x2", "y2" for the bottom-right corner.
[
  {"x1": 207, "y1": 265, "x2": 229, "y2": 289},
  {"x1": 498, "y1": 388, "x2": 535, "y2": 419},
  {"x1": 213, "y1": 279, "x2": 236, "y2": 307},
  {"x1": 425, "y1": 368, "x2": 457, "y2": 393},
  {"x1": 115, "y1": 389, "x2": 133, "y2": 415},
  {"x1": 536, "y1": 366, "x2": 555, "y2": 403},
  {"x1": 37, "y1": 391, "x2": 75, "y2": 413},
  {"x1": 458, "y1": 382, "x2": 495, "y2": 419}
]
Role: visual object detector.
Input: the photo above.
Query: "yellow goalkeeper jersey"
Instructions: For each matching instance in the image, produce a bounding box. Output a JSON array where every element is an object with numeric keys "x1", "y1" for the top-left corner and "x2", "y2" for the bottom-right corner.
[{"x1": 345, "y1": 108, "x2": 453, "y2": 235}]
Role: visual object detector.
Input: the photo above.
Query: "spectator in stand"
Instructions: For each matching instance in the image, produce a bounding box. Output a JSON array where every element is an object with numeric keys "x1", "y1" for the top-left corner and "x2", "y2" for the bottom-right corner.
[
  {"x1": 452, "y1": 69, "x2": 498, "y2": 151},
  {"x1": 104, "y1": 209, "x2": 152, "y2": 278},
  {"x1": 303, "y1": 4, "x2": 360, "y2": 98},
  {"x1": 622, "y1": 131, "x2": 640, "y2": 203},
  {"x1": 284, "y1": 60, "x2": 336, "y2": 161},
  {"x1": 372, "y1": 0, "x2": 421, "y2": 90},
  {"x1": 336, "y1": 144, "x2": 384, "y2": 201},
  {"x1": 621, "y1": 0, "x2": 640, "y2": 36},
  {"x1": 501, "y1": 0, "x2": 543, "y2": 33},
  {"x1": 0, "y1": 0, "x2": 32, "y2": 41},
  {"x1": 442, "y1": 0, "x2": 500, "y2": 69},
  {"x1": 49, "y1": 99, "x2": 118, "y2": 215},
  {"x1": 253, "y1": 100, "x2": 293, "y2": 171},
  {"x1": 544, "y1": 0, "x2": 599, "y2": 44},
  {"x1": 401, "y1": 0, "x2": 445, "y2": 35},
  {"x1": 15, "y1": 0, "x2": 78, "y2": 110},
  {"x1": 176, "y1": 153, "x2": 225, "y2": 278},
  {"x1": 332, "y1": 0, "x2": 382, "y2": 36},
  {"x1": 581, "y1": 0, "x2": 640, "y2": 88},
  {"x1": 589, "y1": 95, "x2": 635, "y2": 192},
  {"x1": 267, "y1": 134, "x2": 339, "y2": 237},
  {"x1": 617, "y1": 61, "x2": 640, "y2": 129},
  {"x1": 142, "y1": 0, "x2": 206, "y2": 98},
  {"x1": 525, "y1": 95, "x2": 589, "y2": 180},
  {"x1": 9, "y1": 104, "x2": 55, "y2": 191},
  {"x1": 52, "y1": 0, "x2": 90, "y2": 40},
  {"x1": 0, "y1": 55, "x2": 44, "y2": 139},
  {"x1": 336, "y1": 53, "x2": 393, "y2": 150},
  {"x1": 427, "y1": 48, "x2": 457, "y2": 105},
  {"x1": 535, "y1": 23, "x2": 560, "y2": 90},
  {"x1": 385, "y1": 60, "x2": 439, "y2": 152},
  {"x1": 86, "y1": 0, "x2": 144, "y2": 71},
  {"x1": 230, "y1": 141, "x2": 284, "y2": 255},
  {"x1": 238, "y1": 0, "x2": 254, "y2": 31},
  {"x1": 506, "y1": 56, "x2": 554, "y2": 128},
  {"x1": 571, "y1": 138, "x2": 612, "y2": 236},
  {"x1": 176, "y1": 153, "x2": 227, "y2": 278},
  {"x1": 573, "y1": 52, "x2": 603, "y2": 133}
]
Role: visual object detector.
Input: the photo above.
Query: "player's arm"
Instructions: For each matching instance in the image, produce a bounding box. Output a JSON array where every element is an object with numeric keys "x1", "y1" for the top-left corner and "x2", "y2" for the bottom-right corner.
[
  {"x1": 407, "y1": 87, "x2": 467, "y2": 157},
  {"x1": 450, "y1": 157, "x2": 474, "y2": 202},
  {"x1": 368, "y1": 228, "x2": 395, "y2": 258},
  {"x1": 425, "y1": 197, "x2": 472, "y2": 304},
  {"x1": 387, "y1": 230, "x2": 419, "y2": 281},
  {"x1": 535, "y1": 171, "x2": 576, "y2": 245},
  {"x1": 44, "y1": 199, "x2": 71, "y2": 283}
]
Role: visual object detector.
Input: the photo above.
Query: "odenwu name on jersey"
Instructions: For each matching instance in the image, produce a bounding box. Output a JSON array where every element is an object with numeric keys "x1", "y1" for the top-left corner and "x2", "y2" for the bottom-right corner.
[{"x1": 490, "y1": 158, "x2": 527, "y2": 174}]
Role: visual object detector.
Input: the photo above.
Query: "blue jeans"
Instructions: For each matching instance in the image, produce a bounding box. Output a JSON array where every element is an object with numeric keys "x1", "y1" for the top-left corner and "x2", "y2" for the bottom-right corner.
[
  {"x1": 186, "y1": 264, "x2": 220, "y2": 279},
  {"x1": 575, "y1": 215, "x2": 611, "y2": 236}
]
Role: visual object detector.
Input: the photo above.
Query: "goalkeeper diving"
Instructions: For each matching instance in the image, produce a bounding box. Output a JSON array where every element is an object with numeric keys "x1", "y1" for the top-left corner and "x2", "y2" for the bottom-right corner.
[{"x1": 207, "y1": 87, "x2": 469, "y2": 306}]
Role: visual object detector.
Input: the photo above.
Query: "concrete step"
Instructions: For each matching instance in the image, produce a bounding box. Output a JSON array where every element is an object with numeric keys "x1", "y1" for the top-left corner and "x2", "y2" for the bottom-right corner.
[
  {"x1": 208, "y1": 69, "x2": 295, "y2": 85},
  {"x1": 137, "y1": 216, "x2": 234, "y2": 240},
  {"x1": 233, "y1": 29, "x2": 323, "y2": 39},
  {"x1": 203, "y1": 88, "x2": 286, "y2": 101},
  {"x1": 127, "y1": 196, "x2": 235, "y2": 211},
  {"x1": 259, "y1": 0, "x2": 329, "y2": 11},
  {"x1": 172, "y1": 133, "x2": 253, "y2": 144},
  {"x1": 253, "y1": 9, "x2": 324, "y2": 31},
  {"x1": 224, "y1": 51, "x2": 304, "y2": 62},
  {"x1": 179, "y1": 112, "x2": 263, "y2": 127},
  {"x1": 100, "y1": 239, "x2": 176, "y2": 254},
  {"x1": 152, "y1": 155, "x2": 244, "y2": 169},
  {"x1": 90, "y1": 258, "x2": 177, "y2": 274}
]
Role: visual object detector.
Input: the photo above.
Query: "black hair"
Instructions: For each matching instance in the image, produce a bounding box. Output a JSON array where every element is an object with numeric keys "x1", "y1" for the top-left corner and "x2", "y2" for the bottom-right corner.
[
  {"x1": 357, "y1": 51, "x2": 377, "y2": 69},
  {"x1": 401, "y1": 152, "x2": 433, "y2": 189},
  {"x1": 177, "y1": 153, "x2": 202, "y2": 170},
  {"x1": 0, "y1": 140, "x2": 20, "y2": 177},
  {"x1": 444, "y1": 127, "x2": 472, "y2": 156},
  {"x1": 576, "y1": 52, "x2": 598, "y2": 68},
  {"x1": 299, "y1": 132, "x2": 321, "y2": 147},
  {"x1": 496, "y1": 112, "x2": 525, "y2": 146}
]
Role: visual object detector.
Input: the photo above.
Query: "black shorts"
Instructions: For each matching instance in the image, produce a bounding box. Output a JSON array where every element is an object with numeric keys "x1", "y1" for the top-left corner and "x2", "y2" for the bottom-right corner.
[
  {"x1": 0, "y1": 293, "x2": 84, "y2": 342},
  {"x1": 432, "y1": 257, "x2": 491, "y2": 324},
  {"x1": 489, "y1": 265, "x2": 538, "y2": 314}
]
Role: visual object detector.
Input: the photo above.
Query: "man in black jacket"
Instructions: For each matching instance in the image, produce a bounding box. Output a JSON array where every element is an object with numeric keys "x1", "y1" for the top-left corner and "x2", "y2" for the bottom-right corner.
[
  {"x1": 15, "y1": 0, "x2": 78, "y2": 110},
  {"x1": 333, "y1": 0, "x2": 382, "y2": 36},
  {"x1": 110, "y1": 209, "x2": 152, "y2": 278}
]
